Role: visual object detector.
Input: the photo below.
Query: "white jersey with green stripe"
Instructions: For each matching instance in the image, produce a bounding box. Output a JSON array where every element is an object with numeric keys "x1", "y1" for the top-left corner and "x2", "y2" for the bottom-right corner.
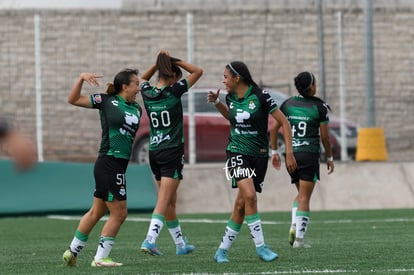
[
  {"x1": 90, "y1": 93, "x2": 142, "y2": 159},
  {"x1": 226, "y1": 86, "x2": 278, "y2": 157},
  {"x1": 280, "y1": 95, "x2": 329, "y2": 154},
  {"x1": 141, "y1": 79, "x2": 189, "y2": 151}
]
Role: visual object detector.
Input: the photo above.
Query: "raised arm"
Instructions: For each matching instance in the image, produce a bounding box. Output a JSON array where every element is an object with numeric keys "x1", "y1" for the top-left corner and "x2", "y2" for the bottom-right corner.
[
  {"x1": 174, "y1": 59, "x2": 203, "y2": 88},
  {"x1": 68, "y1": 73, "x2": 103, "y2": 108},
  {"x1": 207, "y1": 89, "x2": 229, "y2": 120},
  {"x1": 140, "y1": 64, "x2": 157, "y2": 83}
]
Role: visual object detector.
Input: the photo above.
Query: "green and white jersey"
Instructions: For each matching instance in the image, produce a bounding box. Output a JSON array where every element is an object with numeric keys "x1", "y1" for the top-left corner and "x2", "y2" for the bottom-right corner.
[
  {"x1": 90, "y1": 93, "x2": 141, "y2": 160},
  {"x1": 141, "y1": 79, "x2": 189, "y2": 151},
  {"x1": 280, "y1": 95, "x2": 329, "y2": 154},
  {"x1": 226, "y1": 86, "x2": 278, "y2": 157}
]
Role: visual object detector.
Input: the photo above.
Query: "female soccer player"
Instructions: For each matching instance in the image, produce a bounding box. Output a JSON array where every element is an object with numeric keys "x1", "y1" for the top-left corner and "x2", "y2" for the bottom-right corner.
[
  {"x1": 208, "y1": 61, "x2": 296, "y2": 263},
  {"x1": 138, "y1": 50, "x2": 203, "y2": 256},
  {"x1": 270, "y1": 71, "x2": 334, "y2": 248},
  {"x1": 62, "y1": 69, "x2": 141, "y2": 267}
]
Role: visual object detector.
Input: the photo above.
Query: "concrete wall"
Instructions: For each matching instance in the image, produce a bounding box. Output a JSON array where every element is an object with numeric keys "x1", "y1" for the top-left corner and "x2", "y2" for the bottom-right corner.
[
  {"x1": 0, "y1": 0, "x2": 413, "y2": 162},
  {"x1": 177, "y1": 161, "x2": 414, "y2": 213}
]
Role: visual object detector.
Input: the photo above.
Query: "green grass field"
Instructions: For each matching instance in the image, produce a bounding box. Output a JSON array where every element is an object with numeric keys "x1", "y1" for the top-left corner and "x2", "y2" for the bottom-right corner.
[{"x1": 1, "y1": 209, "x2": 413, "y2": 275}]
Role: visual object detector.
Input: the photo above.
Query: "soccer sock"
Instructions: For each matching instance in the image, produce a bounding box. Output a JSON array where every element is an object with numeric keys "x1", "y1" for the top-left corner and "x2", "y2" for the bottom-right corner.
[
  {"x1": 94, "y1": 236, "x2": 115, "y2": 261},
  {"x1": 291, "y1": 201, "x2": 299, "y2": 228},
  {"x1": 69, "y1": 229, "x2": 88, "y2": 256},
  {"x1": 145, "y1": 213, "x2": 165, "y2": 243},
  {"x1": 166, "y1": 219, "x2": 185, "y2": 246},
  {"x1": 295, "y1": 211, "x2": 310, "y2": 239},
  {"x1": 245, "y1": 213, "x2": 265, "y2": 248},
  {"x1": 218, "y1": 219, "x2": 241, "y2": 251}
]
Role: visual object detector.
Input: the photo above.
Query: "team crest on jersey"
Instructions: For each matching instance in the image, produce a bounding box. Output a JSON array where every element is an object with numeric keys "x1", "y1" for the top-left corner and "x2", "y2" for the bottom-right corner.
[
  {"x1": 92, "y1": 94, "x2": 102, "y2": 104},
  {"x1": 248, "y1": 100, "x2": 256, "y2": 110}
]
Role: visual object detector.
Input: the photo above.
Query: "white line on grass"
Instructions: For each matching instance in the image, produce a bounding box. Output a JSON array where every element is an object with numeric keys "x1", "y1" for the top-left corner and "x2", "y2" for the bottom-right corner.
[
  {"x1": 162, "y1": 268, "x2": 414, "y2": 274},
  {"x1": 47, "y1": 215, "x2": 414, "y2": 225},
  {"x1": 177, "y1": 268, "x2": 414, "y2": 274}
]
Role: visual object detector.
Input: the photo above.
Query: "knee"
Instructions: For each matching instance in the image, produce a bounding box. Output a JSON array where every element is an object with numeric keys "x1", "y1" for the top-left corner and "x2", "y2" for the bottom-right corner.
[
  {"x1": 244, "y1": 193, "x2": 257, "y2": 208},
  {"x1": 113, "y1": 209, "x2": 128, "y2": 225},
  {"x1": 87, "y1": 208, "x2": 106, "y2": 221},
  {"x1": 120, "y1": 209, "x2": 128, "y2": 222}
]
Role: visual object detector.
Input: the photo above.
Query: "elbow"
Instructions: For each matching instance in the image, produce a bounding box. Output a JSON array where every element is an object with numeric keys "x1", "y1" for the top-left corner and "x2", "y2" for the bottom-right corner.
[
  {"x1": 67, "y1": 97, "x2": 75, "y2": 105},
  {"x1": 196, "y1": 67, "x2": 204, "y2": 77}
]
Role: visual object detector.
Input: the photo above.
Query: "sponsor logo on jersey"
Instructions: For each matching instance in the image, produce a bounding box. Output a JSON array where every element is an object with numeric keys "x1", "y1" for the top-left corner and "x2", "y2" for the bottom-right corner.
[
  {"x1": 93, "y1": 94, "x2": 102, "y2": 104},
  {"x1": 248, "y1": 100, "x2": 256, "y2": 110},
  {"x1": 235, "y1": 109, "x2": 250, "y2": 123}
]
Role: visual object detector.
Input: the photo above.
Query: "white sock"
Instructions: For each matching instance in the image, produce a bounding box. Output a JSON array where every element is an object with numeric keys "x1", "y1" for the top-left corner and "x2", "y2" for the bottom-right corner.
[
  {"x1": 291, "y1": 206, "x2": 298, "y2": 225},
  {"x1": 295, "y1": 215, "x2": 310, "y2": 239},
  {"x1": 219, "y1": 226, "x2": 239, "y2": 251},
  {"x1": 69, "y1": 230, "x2": 88, "y2": 256},
  {"x1": 247, "y1": 219, "x2": 265, "y2": 248},
  {"x1": 145, "y1": 215, "x2": 164, "y2": 243},
  {"x1": 167, "y1": 220, "x2": 185, "y2": 246},
  {"x1": 94, "y1": 236, "x2": 115, "y2": 261}
]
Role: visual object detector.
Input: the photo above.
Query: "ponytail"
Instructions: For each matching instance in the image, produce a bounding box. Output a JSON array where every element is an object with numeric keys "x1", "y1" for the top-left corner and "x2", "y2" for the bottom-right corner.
[
  {"x1": 105, "y1": 83, "x2": 116, "y2": 95},
  {"x1": 156, "y1": 53, "x2": 182, "y2": 80},
  {"x1": 106, "y1": 68, "x2": 138, "y2": 95},
  {"x1": 294, "y1": 71, "x2": 331, "y2": 111}
]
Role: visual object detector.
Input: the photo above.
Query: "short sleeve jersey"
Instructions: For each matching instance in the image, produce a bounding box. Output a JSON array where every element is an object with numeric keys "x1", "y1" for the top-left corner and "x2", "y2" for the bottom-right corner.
[
  {"x1": 226, "y1": 86, "x2": 278, "y2": 157},
  {"x1": 90, "y1": 93, "x2": 141, "y2": 159},
  {"x1": 280, "y1": 95, "x2": 329, "y2": 154},
  {"x1": 140, "y1": 79, "x2": 189, "y2": 151}
]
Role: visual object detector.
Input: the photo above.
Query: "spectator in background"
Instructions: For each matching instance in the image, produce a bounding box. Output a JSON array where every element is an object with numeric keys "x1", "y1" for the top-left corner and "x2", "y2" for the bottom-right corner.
[
  {"x1": 207, "y1": 61, "x2": 297, "y2": 263},
  {"x1": 270, "y1": 71, "x2": 334, "y2": 248},
  {"x1": 138, "y1": 50, "x2": 203, "y2": 256},
  {"x1": 62, "y1": 69, "x2": 141, "y2": 267},
  {"x1": 0, "y1": 117, "x2": 36, "y2": 171}
]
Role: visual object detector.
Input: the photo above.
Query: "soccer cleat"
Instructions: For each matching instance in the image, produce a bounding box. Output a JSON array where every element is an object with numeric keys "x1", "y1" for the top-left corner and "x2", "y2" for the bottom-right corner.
[
  {"x1": 176, "y1": 238, "x2": 195, "y2": 255},
  {"x1": 140, "y1": 240, "x2": 163, "y2": 256},
  {"x1": 292, "y1": 238, "x2": 311, "y2": 248},
  {"x1": 256, "y1": 244, "x2": 279, "y2": 262},
  {"x1": 214, "y1": 248, "x2": 230, "y2": 263},
  {"x1": 91, "y1": 258, "x2": 123, "y2": 267},
  {"x1": 62, "y1": 249, "x2": 77, "y2": 267},
  {"x1": 289, "y1": 227, "x2": 296, "y2": 246}
]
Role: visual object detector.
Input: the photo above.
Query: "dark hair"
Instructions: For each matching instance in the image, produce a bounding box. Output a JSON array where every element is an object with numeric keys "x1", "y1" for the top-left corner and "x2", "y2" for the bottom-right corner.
[
  {"x1": 294, "y1": 71, "x2": 331, "y2": 111},
  {"x1": 226, "y1": 61, "x2": 258, "y2": 87},
  {"x1": 156, "y1": 53, "x2": 182, "y2": 80},
  {"x1": 105, "y1": 68, "x2": 138, "y2": 95},
  {"x1": 294, "y1": 71, "x2": 315, "y2": 97}
]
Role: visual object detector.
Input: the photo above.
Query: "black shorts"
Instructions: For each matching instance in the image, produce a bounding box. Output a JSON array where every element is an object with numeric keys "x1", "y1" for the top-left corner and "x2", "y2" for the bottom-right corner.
[
  {"x1": 149, "y1": 146, "x2": 184, "y2": 181},
  {"x1": 93, "y1": 155, "x2": 129, "y2": 202},
  {"x1": 289, "y1": 152, "x2": 320, "y2": 184},
  {"x1": 225, "y1": 151, "x2": 268, "y2": 193}
]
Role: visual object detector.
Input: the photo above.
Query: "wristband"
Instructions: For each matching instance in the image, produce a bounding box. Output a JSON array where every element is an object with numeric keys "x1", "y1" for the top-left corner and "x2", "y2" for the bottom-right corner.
[
  {"x1": 214, "y1": 97, "x2": 220, "y2": 105},
  {"x1": 327, "y1": 156, "x2": 334, "y2": 162},
  {"x1": 271, "y1": 150, "x2": 279, "y2": 155}
]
